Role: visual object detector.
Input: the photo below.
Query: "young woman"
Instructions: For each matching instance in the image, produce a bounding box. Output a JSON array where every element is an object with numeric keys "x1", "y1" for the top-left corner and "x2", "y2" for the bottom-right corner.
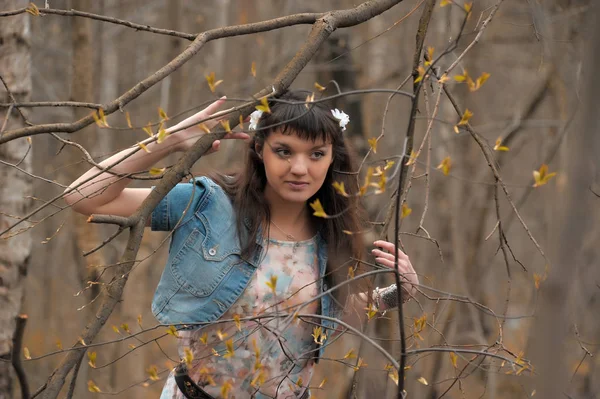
[{"x1": 65, "y1": 90, "x2": 418, "y2": 399}]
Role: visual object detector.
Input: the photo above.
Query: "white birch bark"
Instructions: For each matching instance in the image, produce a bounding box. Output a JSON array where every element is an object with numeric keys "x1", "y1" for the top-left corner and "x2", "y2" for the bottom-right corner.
[{"x1": 0, "y1": 0, "x2": 32, "y2": 396}]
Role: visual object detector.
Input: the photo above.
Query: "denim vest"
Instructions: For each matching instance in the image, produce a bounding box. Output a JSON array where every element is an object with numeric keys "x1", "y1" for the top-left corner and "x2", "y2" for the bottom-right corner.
[{"x1": 150, "y1": 176, "x2": 338, "y2": 361}]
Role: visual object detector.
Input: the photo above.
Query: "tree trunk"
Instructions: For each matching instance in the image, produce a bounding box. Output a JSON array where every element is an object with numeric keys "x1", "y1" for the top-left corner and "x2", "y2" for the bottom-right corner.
[{"x1": 0, "y1": 0, "x2": 32, "y2": 397}]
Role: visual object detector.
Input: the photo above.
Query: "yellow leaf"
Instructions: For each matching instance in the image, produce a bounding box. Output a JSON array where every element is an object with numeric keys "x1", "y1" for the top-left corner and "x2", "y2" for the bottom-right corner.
[
  {"x1": 137, "y1": 314, "x2": 143, "y2": 328},
  {"x1": 55, "y1": 339, "x2": 63, "y2": 350},
  {"x1": 494, "y1": 137, "x2": 509, "y2": 152},
  {"x1": 344, "y1": 349, "x2": 357, "y2": 359},
  {"x1": 211, "y1": 348, "x2": 220, "y2": 357},
  {"x1": 157, "y1": 124, "x2": 169, "y2": 144},
  {"x1": 198, "y1": 123, "x2": 211, "y2": 133},
  {"x1": 250, "y1": 370, "x2": 266, "y2": 387},
  {"x1": 458, "y1": 109, "x2": 473, "y2": 126},
  {"x1": 265, "y1": 275, "x2": 278, "y2": 294},
  {"x1": 319, "y1": 378, "x2": 327, "y2": 388},
  {"x1": 88, "y1": 380, "x2": 101, "y2": 393},
  {"x1": 184, "y1": 347, "x2": 194, "y2": 366},
  {"x1": 454, "y1": 70, "x2": 469, "y2": 83},
  {"x1": 388, "y1": 368, "x2": 399, "y2": 385},
  {"x1": 365, "y1": 303, "x2": 378, "y2": 321},
  {"x1": 112, "y1": 325, "x2": 120, "y2": 334},
  {"x1": 450, "y1": 352, "x2": 458, "y2": 368},
  {"x1": 255, "y1": 96, "x2": 271, "y2": 114},
  {"x1": 414, "y1": 314, "x2": 427, "y2": 332},
  {"x1": 223, "y1": 339, "x2": 235, "y2": 359},
  {"x1": 128, "y1": 344, "x2": 136, "y2": 349},
  {"x1": 406, "y1": 150, "x2": 419, "y2": 166},
  {"x1": 296, "y1": 377, "x2": 303, "y2": 387},
  {"x1": 143, "y1": 122, "x2": 154, "y2": 137},
  {"x1": 314, "y1": 82, "x2": 326, "y2": 91},
  {"x1": 436, "y1": 156, "x2": 452, "y2": 176},
  {"x1": 533, "y1": 164, "x2": 557, "y2": 187},
  {"x1": 374, "y1": 172, "x2": 387, "y2": 194},
  {"x1": 305, "y1": 93, "x2": 315, "y2": 108},
  {"x1": 205, "y1": 72, "x2": 223, "y2": 93},
  {"x1": 251, "y1": 61, "x2": 257, "y2": 77},
  {"x1": 534, "y1": 272, "x2": 547, "y2": 290},
  {"x1": 384, "y1": 160, "x2": 395, "y2": 170},
  {"x1": 414, "y1": 66, "x2": 426, "y2": 84},
  {"x1": 26, "y1": 136, "x2": 32, "y2": 145},
  {"x1": 310, "y1": 199, "x2": 328, "y2": 218},
  {"x1": 149, "y1": 167, "x2": 165, "y2": 176},
  {"x1": 425, "y1": 46, "x2": 434, "y2": 66},
  {"x1": 312, "y1": 326, "x2": 327, "y2": 345},
  {"x1": 23, "y1": 347, "x2": 31, "y2": 360},
  {"x1": 464, "y1": 2, "x2": 473, "y2": 13},
  {"x1": 221, "y1": 380, "x2": 233, "y2": 399},
  {"x1": 92, "y1": 111, "x2": 102, "y2": 127},
  {"x1": 348, "y1": 266, "x2": 355, "y2": 279},
  {"x1": 125, "y1": 111, "x2": 133, "y2": 128},
  {"x1": 472, "y1": 72, "x2": 491, "y2": 91},
  {"x1": 417, "y1": 376, "x2": 429, "y2": 386},
  {"x1": 368, "y1": 137, "x2": 378, "y2": 154},
  {"x1": 220, "y1": 120, "x2": 231, "y2": 133},
  {"x1": 26, "y1": 2, "x2": 40, "y2": 16},
  {"x1": 216, "y1": 330, "x2": 228, "y2": 341},
  {"x1": 199, "y1": 367, "x2": 216, "y2": 386},
  {"x1": 166, "y1": 325, "x2": 179, "y2": 338},
  {"x1": 438, "y1": 73, "x2": 450, "y2": 84},
  {"x1": 158, "y1": 107, "x2": 169, "y2": 120},
  {"x1": 147, "y1": 365, "x2": 160, "y2": 381},
  {"x1": 440, "y1": 0, "x2": 452, "y2": 6},
  {"x1": 98, "y1": 108, "x2": 109, "y2": 127},
  {"x1": 401, "y1": 203, "x2": 412, "y2": 219},
  {"x1": 200, "y1": 332, "x2": 208, "y2": 345},
  {"x1": 233, "y1": 314, "x2": 241, "y2": 331},
  {"x1": 120, "y1": 323, "x2": 130, "y2": 334},
  {"x1": 332, "y1": 181, "x2": 348, "y2": 197},
  {"x1": 532, "y1": 390, "x2": 536, "y2": 396},
  {"x1": 359, "y1": 167, "x2": 375, "y2": 196},
  {"x1": 88, "y1": 351, "x2": 97, "y2": 368},
  {"x1": 353, "y1": 358, "x2": 368, "y2": 371},
  {"x1": 78, "y1": 337, "x2": 87, "y2": 346}
]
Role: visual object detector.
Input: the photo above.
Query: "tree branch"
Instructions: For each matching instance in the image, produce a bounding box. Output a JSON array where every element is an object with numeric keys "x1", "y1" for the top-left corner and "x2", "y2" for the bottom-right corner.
[{"x1": 35, "y1": 1, "x2": 405, "y2": 397}]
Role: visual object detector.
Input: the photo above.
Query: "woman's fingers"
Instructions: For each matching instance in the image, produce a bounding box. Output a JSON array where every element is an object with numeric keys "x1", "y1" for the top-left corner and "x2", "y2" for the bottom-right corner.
[
  {"x1": 373, "y1": 240, "x2": 408, "y2": 259},
  {"x1": 221, "y1": 132, "x2": 250, "y2": 141}
]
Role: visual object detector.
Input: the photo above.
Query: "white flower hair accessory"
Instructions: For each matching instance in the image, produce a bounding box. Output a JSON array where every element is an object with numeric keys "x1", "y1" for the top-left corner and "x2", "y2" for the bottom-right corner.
[
  {"x1": 249, "y1": 110, "x2": 263, "y2": 130},
  {"x1": 331, "y1": 108, "x2": 350, "y2": 131}
]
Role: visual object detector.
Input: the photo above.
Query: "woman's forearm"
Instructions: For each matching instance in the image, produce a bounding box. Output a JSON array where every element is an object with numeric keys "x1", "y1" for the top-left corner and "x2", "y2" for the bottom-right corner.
[{"x1": 63, "y1": 133, "x2": 180, "y2": 213}]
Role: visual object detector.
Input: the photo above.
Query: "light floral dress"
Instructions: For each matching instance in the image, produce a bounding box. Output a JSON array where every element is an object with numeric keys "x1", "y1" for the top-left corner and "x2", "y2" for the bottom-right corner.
[{"x1": 161, "y1": 236, "x2": 320, "y2": 399}]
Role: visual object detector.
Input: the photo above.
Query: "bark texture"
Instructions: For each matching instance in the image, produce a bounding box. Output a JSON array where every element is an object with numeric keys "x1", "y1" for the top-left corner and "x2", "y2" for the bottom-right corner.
[{"x1": 0, "y1": 0, "x2": 32, "y2": 397}]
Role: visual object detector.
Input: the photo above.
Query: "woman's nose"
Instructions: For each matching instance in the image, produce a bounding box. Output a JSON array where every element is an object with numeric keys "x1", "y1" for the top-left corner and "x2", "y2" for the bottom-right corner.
[{"x1": 290, "y1": 157, "x2": 308, "y2": 175}]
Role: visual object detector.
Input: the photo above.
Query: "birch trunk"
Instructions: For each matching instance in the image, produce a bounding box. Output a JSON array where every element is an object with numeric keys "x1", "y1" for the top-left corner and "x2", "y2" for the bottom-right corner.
[{"x1": 0, "y1": 0, "x2": 32, "y2": 396}]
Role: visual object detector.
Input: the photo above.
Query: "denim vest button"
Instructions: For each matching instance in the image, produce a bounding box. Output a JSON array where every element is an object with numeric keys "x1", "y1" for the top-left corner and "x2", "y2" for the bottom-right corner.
[{"x1": 208, "y1": 247, "x2": 217, "y2": 256}]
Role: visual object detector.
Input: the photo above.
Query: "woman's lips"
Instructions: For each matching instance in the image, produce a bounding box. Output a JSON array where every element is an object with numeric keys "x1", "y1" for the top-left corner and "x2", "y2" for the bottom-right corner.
[{"x1": 286, "y1": 181, "x2": 309, "y2": 190}]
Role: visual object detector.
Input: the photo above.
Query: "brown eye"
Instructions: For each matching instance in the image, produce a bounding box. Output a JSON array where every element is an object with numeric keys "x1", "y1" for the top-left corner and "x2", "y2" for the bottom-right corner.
[{"x1": 274, "y1": 148, "x2": 291, "y2": 157}]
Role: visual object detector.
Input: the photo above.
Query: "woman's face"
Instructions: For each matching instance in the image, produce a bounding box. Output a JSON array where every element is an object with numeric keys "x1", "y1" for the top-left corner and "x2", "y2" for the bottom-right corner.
[{"x1": 259, "y1": 131, "x2": 333, "y2": 205}]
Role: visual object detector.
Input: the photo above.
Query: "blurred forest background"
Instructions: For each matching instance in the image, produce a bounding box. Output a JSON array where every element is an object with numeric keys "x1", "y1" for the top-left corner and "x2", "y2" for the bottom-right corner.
[{"x1": 1, "y1": 0, "x2": 599, "y2": 398}]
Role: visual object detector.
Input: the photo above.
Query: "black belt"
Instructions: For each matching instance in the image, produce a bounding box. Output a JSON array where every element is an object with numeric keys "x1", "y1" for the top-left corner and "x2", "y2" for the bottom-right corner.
[
  {"x1": 174, "y1": 363, "x2": 216, "y2": 399},
  {"x1": 174, "y1": 362, "x2": 311, "y2": 399}
]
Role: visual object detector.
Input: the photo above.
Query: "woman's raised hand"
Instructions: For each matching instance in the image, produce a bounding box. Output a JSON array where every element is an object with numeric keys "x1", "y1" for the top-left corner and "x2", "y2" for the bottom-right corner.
[
  {"x1": 372, "y1": 240, "x2": 419, "y2": 297},
  {"x1": 168, "y1": 97, "x2": 250, "y2": 153}
]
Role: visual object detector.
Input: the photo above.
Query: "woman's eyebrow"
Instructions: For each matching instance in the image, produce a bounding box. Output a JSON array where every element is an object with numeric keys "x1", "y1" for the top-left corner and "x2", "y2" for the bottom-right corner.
[{"x1": 272, "y1": 141, "x2": 327, "y2": 150}]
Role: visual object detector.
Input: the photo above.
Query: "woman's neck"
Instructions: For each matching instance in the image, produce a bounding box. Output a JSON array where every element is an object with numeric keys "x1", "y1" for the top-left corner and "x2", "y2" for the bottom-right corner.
[{"x1": 264, "y1": 192, "x2": 314, "y2": 240}]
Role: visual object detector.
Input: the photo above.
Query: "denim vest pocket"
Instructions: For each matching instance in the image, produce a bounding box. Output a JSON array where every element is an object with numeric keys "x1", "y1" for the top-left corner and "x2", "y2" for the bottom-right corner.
[{"x1": 169, "y1": 228, "x2": 239, "y2": 297}]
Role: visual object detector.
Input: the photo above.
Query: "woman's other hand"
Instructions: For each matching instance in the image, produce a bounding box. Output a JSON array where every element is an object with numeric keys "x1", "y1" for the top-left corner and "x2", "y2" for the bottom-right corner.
[
  {"x1": 372, "y1": 240, "x2": 419, "y2": 297},
  {"x1": 167, "y1": 97, "x2": 250, "y2": 153}
]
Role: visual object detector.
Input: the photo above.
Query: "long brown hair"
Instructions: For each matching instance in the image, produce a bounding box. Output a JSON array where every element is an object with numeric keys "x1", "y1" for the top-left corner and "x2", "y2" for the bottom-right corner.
[{"x1": 212, "y1": 90, "x2": 365, "y2": 300}]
